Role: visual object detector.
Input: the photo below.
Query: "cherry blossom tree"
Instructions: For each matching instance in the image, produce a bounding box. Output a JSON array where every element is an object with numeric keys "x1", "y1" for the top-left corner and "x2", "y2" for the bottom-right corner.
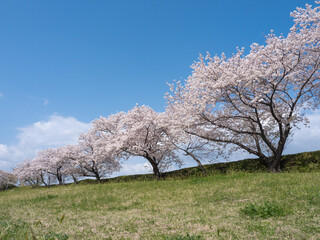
[
  {"x1": 167, "y1": 2, "x2": 320, "y2": 172},
  {"x1": 14, "y1": 159, "x2": 45, "y2": 186},
  {"x1": 55, "y1": 145, "x2": 84, "y2": 184},
  {"x1": 117, "y1": 105, "x2": 182, "y2": 179},
  {"x1": 0, "y1": 170, "x2": 16, "y2": 191},
  {"x1": 91, "y1": 106, "x2": 182, "y2": 179},
  {"x1": 35, "y1": 148, "x2": 68, "y2": 185},
  {"x1": 14, "y1": 140, "x2": 121, "y2": 185},
  {"x1": 78, "y1": 129, "x2": 121, "y2": 182},
  {"x1": 15, "y1": 146, "x2": 86, "y2": 186}
]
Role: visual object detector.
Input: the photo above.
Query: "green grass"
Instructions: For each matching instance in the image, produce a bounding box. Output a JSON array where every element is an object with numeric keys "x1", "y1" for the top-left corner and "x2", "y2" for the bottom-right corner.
[
  {"x1": 1, "y1": 171, "x2": 320, "y2": 239},
  {"x1": 100, "y1": 150, "x2": 320, "y2": 183},
  {"x1": 1, "y1": 150, "x2": 320, "y2": 239},
  {"x1": 240, "y1": 200, "x2": 288, "y2": 218}
]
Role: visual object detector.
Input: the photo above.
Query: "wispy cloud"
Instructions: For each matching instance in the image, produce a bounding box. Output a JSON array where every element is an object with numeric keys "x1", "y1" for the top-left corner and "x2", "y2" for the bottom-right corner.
[
  {"x1": 43, "y1": 98, "x2": 49, "y2": 106},
  {"x1": 0, "y1": 92, "x2": 4, "y2": 98},
  {"x1": 114, "y1": 162, "x2": 150, "y2": 177},
  {"x1": 284, "y1": 110, "x2": 320, "y2": 154}
]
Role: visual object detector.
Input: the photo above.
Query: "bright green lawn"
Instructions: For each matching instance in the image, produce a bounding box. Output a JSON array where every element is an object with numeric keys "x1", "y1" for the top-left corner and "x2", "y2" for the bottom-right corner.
[{"x1": 0, "y1": 172, "x2": 319, "y2": 239}]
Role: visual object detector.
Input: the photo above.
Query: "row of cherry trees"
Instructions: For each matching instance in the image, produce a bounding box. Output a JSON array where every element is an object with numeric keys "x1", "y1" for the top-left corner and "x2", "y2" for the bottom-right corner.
[
  {"x1": 12, "y1": 2, "x2": 320, "y2": 186},
  {"x1": 14, "y1": 106, "x2": 209, "y2": 186}
]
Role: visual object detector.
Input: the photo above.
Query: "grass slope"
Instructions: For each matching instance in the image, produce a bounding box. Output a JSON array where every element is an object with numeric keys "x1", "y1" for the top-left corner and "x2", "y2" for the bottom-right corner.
[
  {"x1": 0, "y1": 151, "x2": 319, "y2": 239},
  {"x1": 103, "y1": 150, "x2": 320, "y2": 183}
]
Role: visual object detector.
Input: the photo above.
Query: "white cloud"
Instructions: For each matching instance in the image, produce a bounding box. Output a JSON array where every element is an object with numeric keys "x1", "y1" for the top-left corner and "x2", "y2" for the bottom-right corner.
[
  {"x1": 285, "y1": 111, "x2": 320, "y2": 154},
  {"x1": 43, "y1": 98, "x2": 49, "y2": 106},
  {"x1": 17, "y1": 115, "x2": 90, "y2": 149},
  {"x1": 0, "y1": 114, "x2": 90, "y2": 171},
  {"x1": 115, "y1": 162, "x2": 151, "y2": 176},
  {"x1": 0, "y1": 144, "x2": 9, "y2": 158},
  {"x1": 0, "y1": 92, "x2": 3, "y2": 98}
]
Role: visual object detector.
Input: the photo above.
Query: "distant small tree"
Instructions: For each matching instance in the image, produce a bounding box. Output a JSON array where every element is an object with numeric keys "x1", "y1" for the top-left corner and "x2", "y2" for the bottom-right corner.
[
  {"x1": 14, "y1": 159, "x2": 42, "y2": 186},
  {"x1": 15, "y1": 147, "x2": 78, "y2": 186},
  {"x1": 0, "y1": 170, "x2": 16, "y2": 191}
]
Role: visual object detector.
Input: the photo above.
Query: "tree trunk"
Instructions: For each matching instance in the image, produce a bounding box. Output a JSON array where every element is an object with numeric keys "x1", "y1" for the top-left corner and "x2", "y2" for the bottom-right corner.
[
  {"x1": 56, "y1": 166, "x2": 64, "y2": 185},
  {"x1": 196, "y1": 161, "x2": 206, "y2": 176},
  {"x1": 92, "y1": 161, "x2": 102, "y2": 183},
  {"x1": 151, "y1": 163, "x2": 161, "y2": 180},
  {"x1": 57, "y1": 176, "x2": 63, "y2": 185},
  {"x1": 71, "y1": 174, "x2": 78, "y2": 184},
  {"x1": 186, "y1": 151, "x2": 206, "y2": 176},
  {"x1": 56, "y1": 173, "x2": 63, "y2": 185},
  {"x1": 266, "y1": 126, "x2": 290, "y2": 173},
  {"x1": 145, "y1": 155, "x2": 162, "y2": 180},
  {"x1": 266, "y1": 155, "x2": 282, "y2": 173},
  {"x1": 96, "y1": 174, "x2": 101, "y2": 183},
  {"x1": 40, "y1": 173, "x2": 48, "y2": 187},
  {"x1": 93, "y1": 169, "x2": 101, "y2": 183}
]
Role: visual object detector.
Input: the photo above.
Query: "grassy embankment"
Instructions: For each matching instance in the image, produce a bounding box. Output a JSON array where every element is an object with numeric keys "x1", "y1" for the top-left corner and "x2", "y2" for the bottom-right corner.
[{"x1": 0, "y1": 151, "x2": 320, "y2": 239}]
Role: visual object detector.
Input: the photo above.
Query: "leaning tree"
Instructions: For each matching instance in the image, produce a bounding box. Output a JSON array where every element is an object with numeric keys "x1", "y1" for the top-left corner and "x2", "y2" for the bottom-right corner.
[
  {"x1": 167, "y1": 2, "x2": 320, "y2": 172},
  {"x1": 78, "y1": 126, "x2": 122, "y2": 182},
  {"x1": 119, "y1": 105, "x2": 182, "y2": 179},
  {"x1": 92, "y1": 105, "x2": 182, "y2": 179},
  {"x1": 162, "y1": 111, "x2": 211, "y2": 175}
]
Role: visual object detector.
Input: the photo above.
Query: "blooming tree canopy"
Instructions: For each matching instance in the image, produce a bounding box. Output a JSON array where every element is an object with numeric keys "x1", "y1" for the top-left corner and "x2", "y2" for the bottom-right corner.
[
  {"x1": 121, "y1": 105, "x2": 182, "y2": 179},
  {"x1": 167, "y1": 2, "x2": 320, "y2": 172},
  {"x1": 92, "y1": 105, "x2": 182, "y2": 179},
  {"x1": 54, "y1": 145, "x2": 84, "y2": 183},
  {"x1": 0, "y1": 170, "x2": 16, "y2": 190},
  {"x1": 13, "y1": 159, "x2": 45, "y2": 186},
  {"x1": 78, "y1": 117, "x2": 123, "y2": 182}
]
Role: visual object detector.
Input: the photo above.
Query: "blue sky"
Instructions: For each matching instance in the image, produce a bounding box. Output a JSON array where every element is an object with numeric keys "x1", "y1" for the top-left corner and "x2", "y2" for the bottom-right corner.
[{"x1": 0, "y1": 0, "x2": 319, "y2": 174}]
